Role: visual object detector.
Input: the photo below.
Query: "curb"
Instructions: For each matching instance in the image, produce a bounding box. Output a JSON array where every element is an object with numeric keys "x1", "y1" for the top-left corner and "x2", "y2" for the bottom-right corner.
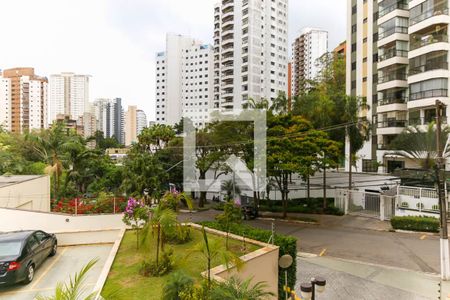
[
  {"x1": 257, "y1": 217, "x2": 318, "y2": 225},
  {"x1": 393, "y1": 229, "x2": 439, "y2": 236}
]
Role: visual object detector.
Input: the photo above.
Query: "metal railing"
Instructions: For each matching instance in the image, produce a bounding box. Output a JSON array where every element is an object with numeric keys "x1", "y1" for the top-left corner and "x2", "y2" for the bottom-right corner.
[
  {"x1": 379, "y1": 26, "x2": 408, "y2": 39},
  {"x1": 379, "y1": 49, "x2": 408, "y2": 62},
  {"x1": 410, "y1": 88, "x2": 448, "y2": 101},
  {"x1": 409, "y1": 61, "x2": 448, "y2": 75},
  {"x1": 378, "y1": 119, "x2": 407, "y2": 128},
  {"x1": 378, "y1": 72, "x2": 408, "y2": 83},
  {"x1": 378, "y1": 96, "x2": 408, "y2": 106},
  {"x1": 410, "y1": 7, "x2": 449, "y2": 26},
  {"x1": 410, "y1": 34, "x2": 448, "y2": 51},
  {"x1": 379, "y1": 1, "x2": 409, "y2": 17}
]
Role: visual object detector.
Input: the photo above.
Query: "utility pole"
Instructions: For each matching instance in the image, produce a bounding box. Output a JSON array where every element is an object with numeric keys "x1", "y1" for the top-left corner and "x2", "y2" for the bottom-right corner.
[
  {"x1": 436, "y1": 100, "x2": 449, "y2": 280},
  {"x1": 347, "y1": 125, "x2": 353, "y2": 190}
]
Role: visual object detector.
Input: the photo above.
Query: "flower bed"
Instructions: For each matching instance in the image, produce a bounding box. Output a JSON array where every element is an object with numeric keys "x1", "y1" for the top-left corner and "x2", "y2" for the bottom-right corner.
[{"x1": 52, "y1": 197, "x2": 127, "y2": 215}]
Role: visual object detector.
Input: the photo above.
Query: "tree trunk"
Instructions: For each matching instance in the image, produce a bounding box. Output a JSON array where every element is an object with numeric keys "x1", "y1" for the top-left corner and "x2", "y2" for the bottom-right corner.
[
  {"x1": 199, "y1": 172, "x2": 206, "y2": 207},
  {"x1": 156, "y1": 224, "x2": 161, "y2": 265},
  {"x1": 282, "y1": 173, "x2": 289, "y2": 219},
  {"x1": 323, "y1": 166, "x2": 327, "y2": 211}
]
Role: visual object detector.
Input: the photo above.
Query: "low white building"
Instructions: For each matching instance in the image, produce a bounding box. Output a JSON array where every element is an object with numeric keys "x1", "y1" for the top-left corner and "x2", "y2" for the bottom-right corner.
[{"x1": 0, "y1": 175, "x2": 51, "y2": 212}]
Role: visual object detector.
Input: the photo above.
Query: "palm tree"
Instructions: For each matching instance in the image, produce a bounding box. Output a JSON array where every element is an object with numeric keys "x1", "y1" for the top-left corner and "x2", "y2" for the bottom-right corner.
[
  {"x1": 142, "y1": 205, "x2": 178, "y2": 265},
  {"x1": 192, "y1": 227, "x2": 243, "y2": 287},
  {"x1": 270, "y1": 92, "x2": 289, "y2": 115},
  {"x1": 162, "y1": 271, "x2": 194, "y2": 300},
  {"x1": 221, "y1": 179, "x2": 241, "y2": 201},
  {"x1": 389, "y1": 123, "x2": 450, "y2": 170},
  {"x1": 243, "y1": 98, "x2": 269, "y2": 110},
  {"x1": 210, "y1": 276, "x2": 275, "y2": 300},
  {"x1": 36, "y1": 259, "x2": 98, "y2": 300}
]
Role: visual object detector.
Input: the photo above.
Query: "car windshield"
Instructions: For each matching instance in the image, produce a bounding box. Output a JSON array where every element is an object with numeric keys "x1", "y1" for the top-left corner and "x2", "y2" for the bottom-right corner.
[{"x1": 0, "y1": 241, "x2": 22, "y2": 257}]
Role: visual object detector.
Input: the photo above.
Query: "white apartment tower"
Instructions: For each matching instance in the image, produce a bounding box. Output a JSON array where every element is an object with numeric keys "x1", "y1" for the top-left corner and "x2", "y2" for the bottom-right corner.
[
  {"x1": 155, "y1": 33, "x2": 214, "y2": 127},
  {"x1": 292, "y1": 28, "x2": 328, "y2": 95},
  {"x1": 48, "y1": 72, "x2": 90, "y2": 126},
  {"x1": 213, "y1": 0, "x2": 289, "y2": 109},
  {"x1": 92, "y1": 98, "x2": 125, "y2": 144},
  {"x1": 136, "y1": 110, "x2": 147, "y2": 135},
  {"x1": 0, "y1": 68, "x2": 48, "y2": 133},
  {"x1": 348, "y1": 0, "x2": 450, "y2": 173}
]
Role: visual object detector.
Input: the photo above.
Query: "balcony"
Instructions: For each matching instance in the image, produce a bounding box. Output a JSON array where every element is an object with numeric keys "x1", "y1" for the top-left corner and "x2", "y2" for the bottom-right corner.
[
  {"x1": 378, "y1": 119, "x2": 407, "y2": 128},
  {"x1": 410, "y1": 88, "x2": 448, "y2": 101},
  {"x1": 379, "y1": 1, "x2": 408, "y2": 18},
  {"x1": 377, "y1": 97, "x2": 408, "y2": 113},
  {"x1": 379, "y1": 97, "x2": 408, "y2": 106},
  {"x1": 410, "y1": 34, "x2": 448, "y2": 51},
  {"x1": 378, "y1": 72, "x2": 407, "y2": 84},
  {"x1": 410, "y1": 7, "x2": 449, "y2": 26},
  {"x1": 379, "y1": 49, "x2": 408, "y2": 62},
  {"x1": 409, "y1": 61, "x2": 448, "y2": 76},
  {"x1": 379, "y1": 26, "x2": 408, "y2": 40}
]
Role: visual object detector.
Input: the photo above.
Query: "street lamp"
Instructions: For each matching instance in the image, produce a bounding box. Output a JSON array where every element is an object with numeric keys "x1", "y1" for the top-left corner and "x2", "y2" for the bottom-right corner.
[{"x1": 300, "y1": 277, "x2": 326, "y2": 300}]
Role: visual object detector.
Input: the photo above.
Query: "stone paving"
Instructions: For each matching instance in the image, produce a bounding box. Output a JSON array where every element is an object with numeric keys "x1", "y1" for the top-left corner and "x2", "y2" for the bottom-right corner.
[{"x1": 295, "y1": 256, "x2": 439, "y2": 300}]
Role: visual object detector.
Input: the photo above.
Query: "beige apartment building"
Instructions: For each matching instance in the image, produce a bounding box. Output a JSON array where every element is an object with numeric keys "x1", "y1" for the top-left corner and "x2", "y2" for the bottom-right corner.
[
  {"x1": 125, "y1": 105, "x2": 137, "y2": 146},
  {"x1": 347, "y1": 0, "x2": 450, "y2": 173},
  {"x1": 0, "y1": 68, "x2": 48, "y2": 134}
]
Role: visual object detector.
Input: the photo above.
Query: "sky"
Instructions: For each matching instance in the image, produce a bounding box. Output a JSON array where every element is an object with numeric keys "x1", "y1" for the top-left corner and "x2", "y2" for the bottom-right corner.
[{"x1": 0, "y1": 0, "x2": 346, "y2": 121}]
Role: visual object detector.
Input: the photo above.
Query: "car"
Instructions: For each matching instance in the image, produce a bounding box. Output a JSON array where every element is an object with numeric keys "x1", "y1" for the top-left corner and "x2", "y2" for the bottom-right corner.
[
  {"x1": 0, "y1": 230, "x2": 57, "y2": 286},
  {"x1": 242, "y1": 205, "x2": 258, "y2": 220}
]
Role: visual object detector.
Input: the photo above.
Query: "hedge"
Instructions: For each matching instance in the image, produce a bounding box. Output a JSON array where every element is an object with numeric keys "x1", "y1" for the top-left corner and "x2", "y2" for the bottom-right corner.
[
  {"x1": 390, "y1": 216, "x2": 440, "y2": 233},
  {"x1": 198, "y1": 221, "x2": 297, "y2": 300}
]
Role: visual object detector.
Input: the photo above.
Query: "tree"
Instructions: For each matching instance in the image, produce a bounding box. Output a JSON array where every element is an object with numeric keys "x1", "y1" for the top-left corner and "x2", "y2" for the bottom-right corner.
[
  {"x1": 389, "y1": 123, "x2": 450, "y2": 170},
  {"x1": 220, "y1": 180, "x2": 241, "y2": 201},
  {"x1": 210, "y1": 276, "x2": 275, "y2": 300},
  {"x1": 270, "y1": 91, "x2": 289, "y2": 115},
  {"x1": 36, "y1": 259, "x2": 98, "y2": 300},
  {"x1": 139, "y1": 124, "x2": 176, "y2": 152}
]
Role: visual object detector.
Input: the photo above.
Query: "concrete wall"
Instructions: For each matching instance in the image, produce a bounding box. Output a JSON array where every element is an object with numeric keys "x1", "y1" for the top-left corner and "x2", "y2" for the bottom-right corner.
[
  {"x1": 56, "y1": 230, "x2": 122, "y2": 246},
  {"x1": 0, "y1": 176, "x2": 50, "y2": 212},
  {"x1": 0, "y1": 208, "x2": 125, "y2": 233},
  {"x1": 193, "y1": 224, "x2": 279, "y2": 299}
]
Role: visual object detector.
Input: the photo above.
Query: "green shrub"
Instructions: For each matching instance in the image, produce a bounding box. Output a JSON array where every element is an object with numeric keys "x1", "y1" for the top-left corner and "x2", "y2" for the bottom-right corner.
[
  {"x1": 198, "y1": 221, "x2": 297, "y2": 300},
  {"x1": 162, "y1": 271, "x2": 194, "y2": 300},
  {"x1": 167, "y1": 225, "x2": 192, "y2": 245},
  {"x1": 390, "y1": 216, "x2": 439, "y2": 233},
  {"x1": 140, "y1": 249, "x2": 174, "y2": 277}
]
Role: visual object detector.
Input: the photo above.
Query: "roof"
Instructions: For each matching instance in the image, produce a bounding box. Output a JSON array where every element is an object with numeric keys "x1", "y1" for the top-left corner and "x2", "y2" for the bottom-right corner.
[
  {"x1": 0, "y1": 175, "x2": 46, "y2": 189},
  {"x1": 0, "y1": 231, "x2": 35, "y2": 242}
]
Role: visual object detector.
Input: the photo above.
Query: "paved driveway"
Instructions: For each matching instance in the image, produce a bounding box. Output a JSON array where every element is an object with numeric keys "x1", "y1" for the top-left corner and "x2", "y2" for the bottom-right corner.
[{"x1": 0, "y1": 244, "x2": 112, "y2": 300}]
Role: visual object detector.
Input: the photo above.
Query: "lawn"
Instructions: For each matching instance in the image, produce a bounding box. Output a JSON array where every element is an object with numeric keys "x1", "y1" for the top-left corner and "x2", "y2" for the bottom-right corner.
[{"x1": 101, "y1": 228, "x2": 259, "y2": 300}]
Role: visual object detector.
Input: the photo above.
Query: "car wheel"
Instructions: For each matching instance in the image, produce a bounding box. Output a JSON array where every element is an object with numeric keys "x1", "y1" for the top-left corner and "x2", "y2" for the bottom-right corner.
[
  {"x1": 49, "y1": 242, "x2": 57, "y2": 257},
  {"x1": 23, "y1": 264, "x2": 35, "y2": 284}
]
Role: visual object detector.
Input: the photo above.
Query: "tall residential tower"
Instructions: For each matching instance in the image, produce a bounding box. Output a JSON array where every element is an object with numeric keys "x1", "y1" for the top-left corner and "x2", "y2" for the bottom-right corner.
[{"x1": 213, "y1": 0, "x2": 289, "y2": 109}]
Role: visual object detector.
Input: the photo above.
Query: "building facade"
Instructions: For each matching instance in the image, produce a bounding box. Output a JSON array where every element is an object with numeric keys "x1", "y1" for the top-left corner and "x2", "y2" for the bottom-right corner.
[
  {"x1": 125, "y1": 105, "x2": 137, "y2": 146},
  {"x1": 48, "y1": 72, "x2": 90, "y2": 126},
  {"x1": 292, "y1": 28, "x2": 328, "y2": 95},
  {"x1": 136, "y1": 109, "x2": 147, "y2": 136},
  {"x1": 92, "y1": 98, "x2": 124, "y2": 144},
  {"x1": 155, "y1": 33, "x2": 214, "y2": 127},
  {"x1": 0, "y1": 68, "x2": 48, "y2": 133},
  {"x1": 347, "y1": 0, "x2": 450, "y2": 173},
  {"x1": 213, "y1": 0, "x2": 289, "y2": 109}
]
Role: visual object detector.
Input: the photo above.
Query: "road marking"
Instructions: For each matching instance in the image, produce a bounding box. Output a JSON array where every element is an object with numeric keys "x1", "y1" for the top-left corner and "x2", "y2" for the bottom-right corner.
[
  {"x1": 319, "y1": 248, "x2": 327, "y2": 257},
  {"x1": 30, "y1": 247, "x2": 68, "y2": 290},
  {"x1": 420, "y1": 235, "x2": 427, "y2": 240}
]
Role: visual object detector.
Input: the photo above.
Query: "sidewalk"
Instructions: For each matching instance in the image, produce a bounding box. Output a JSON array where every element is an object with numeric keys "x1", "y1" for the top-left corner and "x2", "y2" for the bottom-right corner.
[{"x1": 296, "y1": 255, "x2": 440, "y2": 299}]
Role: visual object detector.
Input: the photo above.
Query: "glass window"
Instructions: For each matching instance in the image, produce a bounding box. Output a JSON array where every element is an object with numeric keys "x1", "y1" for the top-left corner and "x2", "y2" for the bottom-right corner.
[
  {"x1": 34, "y1": 232, "x2": 47, "y2": 243},
  {"x1": 0, "y1": 241, "x2": 22, "y2": 257},
  {"x1": 27, "y1": 237, "x2": 39, "y2": 252}
]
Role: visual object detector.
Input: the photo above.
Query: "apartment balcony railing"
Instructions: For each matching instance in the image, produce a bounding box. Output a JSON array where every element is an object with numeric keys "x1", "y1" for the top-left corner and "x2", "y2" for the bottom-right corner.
[
  {"x1": 378, "y1": 96, "x2": 408, "y2": 106},
  {"x1": 378, "y1": 72, "x2": 408, "y2": 83},
  {"x1": 378, "y1": 120, "x2": 407, "y2": 128},
  {"x1": 409, "y1": 61, "x2": 448, "y2": 75},
  {"x1": 410, "y1": 88, "x2": 448, "y2": 101},
  {"x1": 379, "y1": 1, "x2": 408, "y2": 18},
  {"x1": 409, "y1": 117, "x2": 448, "y2": 126},
  {"x1": 379, "y1": 26, "x2": 408, "y2": 39},
  {"x1": 379, "y1": 49, "x2": 408, "y2": 62},
  {"x1": 410, "y1": 34, "x2": 448, "y2": 51},
  {"x1": 410, "y1": 7, "x2": 449, "y2": 26}
]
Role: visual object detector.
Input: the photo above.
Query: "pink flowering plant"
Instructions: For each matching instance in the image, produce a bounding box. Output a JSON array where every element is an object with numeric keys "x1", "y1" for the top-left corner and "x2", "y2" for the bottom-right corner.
[{"x1": 122, "y1": 197, "x2": 149, "y2": 249}]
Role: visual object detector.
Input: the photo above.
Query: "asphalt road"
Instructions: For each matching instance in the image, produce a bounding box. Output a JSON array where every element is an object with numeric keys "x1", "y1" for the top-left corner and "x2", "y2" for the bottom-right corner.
[
  {"x1": 180, "y1": 210, "x2": 441, "y2": 274},
  {"x1": 0, "y1": 244, "x2": 112, "y2": 300}
]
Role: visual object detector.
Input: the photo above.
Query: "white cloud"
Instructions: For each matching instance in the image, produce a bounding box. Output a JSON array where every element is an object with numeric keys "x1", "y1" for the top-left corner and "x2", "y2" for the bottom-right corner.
[{"x1": 0, "y1": 0, "x2": 346, "y2": 121}]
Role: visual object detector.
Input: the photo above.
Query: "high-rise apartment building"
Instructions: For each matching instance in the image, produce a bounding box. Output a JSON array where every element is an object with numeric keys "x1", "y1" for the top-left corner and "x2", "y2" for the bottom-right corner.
[
  {"x1": 0, "y1": 68, "x2": 48, "y2": 133},
  {"x1": 347, "y1": 0, "x2": 450, "y2": 173},
  {"x1": 48, "y1": 72, "x2": 90, "y2": 126},
  {"x1": 213, "y1": 0, "x2": 289, "y2": 109},
  {"x1": 292, "y1": 28, "x2": 328, "y2": 94},
  {"x1": 92, "y1": 98, "x2": 124, "y2": 144},
  {"x1": 125, "y1": 105, "x2": 137, "y2": 146},
  {"x1": 136, "y1": 109, "x2": 147, "y2": 135},
  {"x1": 155, "y1": 33, "x2": 214, "y2": 127}
]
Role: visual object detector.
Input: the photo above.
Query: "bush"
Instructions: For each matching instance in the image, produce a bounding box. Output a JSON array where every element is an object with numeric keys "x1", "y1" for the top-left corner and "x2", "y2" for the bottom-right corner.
[
  {"x1": 198, "y1": 221, "x2": 296, "y2": 300},
  {"x1": 258, "y1": 198, "x2": 343, "y2": 216},
  {"x1": 140, "y1": 249, "x2": 174, "y2": 277},
  {"x1": 166, "y1": 225, "x2": 192, "y2": 245},
  {"x1": 391, "y1": 216, "x2": 439, "y2": 233},
  {"x1": 162, "y1": 271, "x2": 194, "y2": 300}
]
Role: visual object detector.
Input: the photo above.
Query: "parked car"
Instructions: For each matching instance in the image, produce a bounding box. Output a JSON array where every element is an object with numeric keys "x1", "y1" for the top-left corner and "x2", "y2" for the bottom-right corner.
[
  {"x1": 0, "y1": 230, "x2": 57, "y2": 286},
  {"x1": 242, "y1": 205, "x2": 258, "y2": 220}
]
